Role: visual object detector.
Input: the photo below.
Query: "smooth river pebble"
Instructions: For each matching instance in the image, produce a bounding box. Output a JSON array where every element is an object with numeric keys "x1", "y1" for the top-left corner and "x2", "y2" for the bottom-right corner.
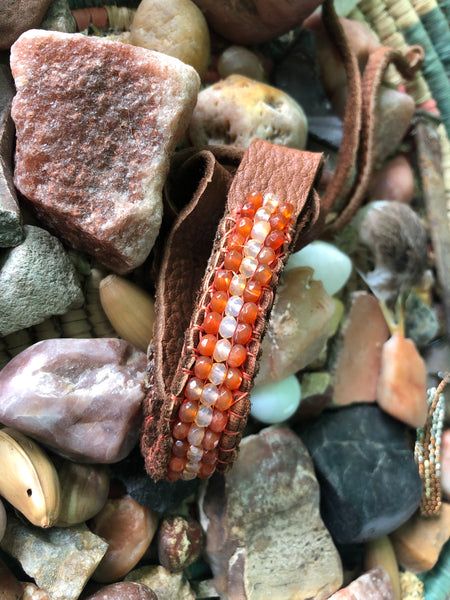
[{"x1": 250, "y1": 375, "x2": 301, "y2": 424}]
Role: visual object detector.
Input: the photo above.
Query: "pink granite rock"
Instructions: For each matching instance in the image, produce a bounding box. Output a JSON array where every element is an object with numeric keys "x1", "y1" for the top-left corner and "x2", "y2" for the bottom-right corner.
[
  {"x1": 0, "y1": 338, "x2": 147, "y2": 463},
  {"x1": 328, "y1": 566, "x2": 394, "y2": 599},
  {"x1": 10, "y1": 30, "x2": 200, "y2": 274}
]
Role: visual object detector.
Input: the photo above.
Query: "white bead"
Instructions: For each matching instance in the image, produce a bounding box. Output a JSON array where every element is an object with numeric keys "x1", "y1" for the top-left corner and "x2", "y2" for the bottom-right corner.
[
  {"x1": 225, "y1": 295, "x2": 244, "y2": 317},
  {"x1": 254, "y1": 207, "x2": 272, "y2": 222},
  {"x1": 195, "y1": 404, "x2": 213, "y2": 427},
  {"x1": 239, "y1": 256, "x2": 258, "y2": 278},
  {"x1": 181, "y1": 470, "x2": 197, "y2": 480},
  {"x1": 213, "y1": 338, "x2": 231, "y2": 362},
  {"x1": 185, "y1": 377, "x2": 203, "y2": 400},
  {"x1": 187, "y1": 424, "x2": 205, "y2": 445},
  {"x1": 263, "y1": 192, "x2": 279, "y2": 211},
  {"x1": 208, "y1": 362, "x2": 227, "y2": 385},
  {"x1": 250, "y1": 221, "x2": 271, "y2": 243},
  {"x1": 201, "y1": 383, "x2": 218, "y2": 406},
  {"x1": 187, "y1": 444, "x2": 204, "y2": 461},
  {"x1": 230, "y1": 274, "x2": 246, "y2": 296},
  {"x1": 185, "y1": 460, "x2": 201, "y2": 473},
  {"x1": 250, "y1": 375, "x2": 301, "y2": 424},
  {"x1": 219, "y1": 316, "x2": 237, "y2": 339},
  {"x1": 244, "y1": 239, "x2": 262, "y2": 258}
]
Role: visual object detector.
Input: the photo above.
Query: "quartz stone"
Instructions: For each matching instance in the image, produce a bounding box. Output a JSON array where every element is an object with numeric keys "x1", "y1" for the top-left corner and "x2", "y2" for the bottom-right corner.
[
  {"x1": 0, "y1": 225, "x2": 84, "y2": 336},
  {"x1": 10, "y1": 29, "x2": 199, "y2": 274},
  {"x1": 297, "y1": 404, "x2": 423, "y2": 544},
  {"x1": 0, "y1": 338, "x2": 147, "y2": 463}
]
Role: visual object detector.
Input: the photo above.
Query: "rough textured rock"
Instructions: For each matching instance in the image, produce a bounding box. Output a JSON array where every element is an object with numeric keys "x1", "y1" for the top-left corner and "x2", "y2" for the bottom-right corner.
[
  {"x1": 0, "y1": 515, "x2": 108, "y2": 600},
  {"x1": 10, "y1": 29, "x2": 200, "y2": 274},
  {"x1": 157, "y1": 515, "x2": 204, "y2": 572},
  {"x1": 0, "y1": 338, "x2": 147, "y2": 463},
  {"x1": 297, "y1": 405, "x2": 423, "y2": 544},
  {"x1": 0, "y1": 64, "x2": 23, "y2": 248},
  {"x1": 125, "y1": 565, "x2": 196, "y2": 600},
  {"x1": 255, "y1": 267, "x2": 335, "y2": 385},
  {"x1": 90, "y1": 495, "x2": 159, "y2": 583},
  {"x1": 0, "y1": 0, "x2": 52, "y2": 49},
  {"x1": 328, "y1": 566, "x2": 394, "y2": 599},
  {"x1": 389, "y1": 503, "x2": 450, "y2": 573},
  {"x1": 199, "y1": 426, "x2": 343, "y2": 600},
  {"x1": 188, "y1": 75, "x2": 308, "y2": 150},
  {"x1": 84, "y1": 582, "x2": 158, "y2": 600},
  {"x1": 21, "y1": 583, "x2": 51, "y2": 600},
  {"x1": 40, "y1": 0, "x2": 77, "y2": 33},
  {"x1": 0, "y1": 225, "x2": 84, "y2": 336},
  {"x1": 191, "y1": 0, "x2": 323, "y2": 44}
]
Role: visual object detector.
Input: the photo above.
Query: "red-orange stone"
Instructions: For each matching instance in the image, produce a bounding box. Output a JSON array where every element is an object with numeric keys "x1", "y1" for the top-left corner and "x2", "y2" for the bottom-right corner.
[
  {"x1": 224, "y1": 367, "x2": 242, "y2": 390},
  {"x1": 166, "y1": 469, "x2": 181, "y2": 482},
  {"x1": 198, "y1": 462, "x2": 216, "y2": 479},
  {"x1": 210, "y1": 291, "x2": 228, "y2": 313},
  {"x1": 236, "y1": 217, "x2": 253, "y2": 237},
  {"x1": 172, "y1": 421, "x2": 190, "y2": 440},
  {"x1": 203, "y1": 429, "x2": 221, "y2": 450},
  {"x1": 253, "y1": 264, "x2": 272, "y2": 285},
  {"x1": 269, "y1": 212, "x2": 288, "y2": 230},
  {"x1": 234, "y1": 322, "x2": 252, "y2": 345},
  {"x1": 168, "y1": 455, "x2": 186, "y2": 472},
  {"x1": 227, "y1": 232, "x2": 246, "y2": 249},
  {"x1": 202, "y1": 449, "x2": 218, "y2": 465},
  {"x1": 179, "y1": 400, "x2": 198, "y2": 423},
  {"x1": 243, "y1": 280, "x2": 262, "y2": 303},
  {"x1": 209, "y1": 409, "x2": 228, "y2": 432},
  {"x1": 203, "y1": 311, "x2": 221, "y2": 334},
  {"x1": 194, "y1": 356, "x2": 212, "y2": 379},
  {"x1": 224, "y1": 249, "x2": 243, "y2": 272},
  {"x1": 265, "y1": 229, "x2": 285, "y2": 250},
  {"x1": 198, "y1": 334, "x2": 217, "y2": 356},
  {"x1": 214, "y1": 270, "x2": 232, "y2": 291},
  {"x1": 241, "y1": 201, "x2": 257, "y2": 219},
  {"x1": 257, "y1": 247, "x2": 276, "y2": 265},
  {"x1": 279, "y1": 202, "x2": 294, "y2": 219},
  {"x1": 172, "y1": 439, "x2": 188, "y2": 457},
  {"x1": 215, "y1": 387, "x2": 233, "y2": 410},
  {"x1": 240, "y1": 302, "x2": 258, "y2": 324},
  {"x1": 247, "y1": 190, "x2": 263, "y2": 208},
  {"x1": 228, "y1": 344, "x2": 247, "y2": 367}
]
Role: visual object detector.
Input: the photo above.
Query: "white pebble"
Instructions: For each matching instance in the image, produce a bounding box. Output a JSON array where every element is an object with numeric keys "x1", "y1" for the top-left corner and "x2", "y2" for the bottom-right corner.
[
  {"x1": 285, "y1": 241, "x2": 352, "y2": 296},
  {"x1": 250, "y1": 375, "x2": 301, "y2": 424}
]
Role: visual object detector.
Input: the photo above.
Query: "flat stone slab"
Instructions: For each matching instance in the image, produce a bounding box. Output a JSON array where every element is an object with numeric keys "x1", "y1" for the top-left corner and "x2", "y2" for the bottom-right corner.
[{"x1": 10, "y1": 30, "x2": 200, "y2": 273}]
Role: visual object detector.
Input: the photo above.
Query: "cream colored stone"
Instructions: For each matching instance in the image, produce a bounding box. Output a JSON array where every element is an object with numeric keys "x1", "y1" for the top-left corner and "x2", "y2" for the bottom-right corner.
[
  {"x1": 125, "y1": 565, "x2": 195, "y2": 600},
  {"x1": 130, "y1": 0, "x2": 210, "y2": 77},
  {"x1": 188, "y1": 74, "x2": 307, "y2": 149}
]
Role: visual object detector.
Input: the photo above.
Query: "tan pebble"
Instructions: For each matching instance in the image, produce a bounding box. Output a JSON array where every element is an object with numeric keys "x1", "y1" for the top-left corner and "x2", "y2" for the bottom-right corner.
[
  {"x1": 130, "y1": 0, "x2": 210, "y2": 77},
  {"x1": 217, "y1": 46, "x2": 265, "y2": 81},
  {"x1": 188, "y1": 74, "x2": 307, "y2": 150},
  {"x1": 369, "y1": 155, "x2": 415, "y2": 204},
  {"x1": 21, "y1": 582, "x2": 50, "y2": 599},
  {"x1": 364, "y1": 535, "x2": 401, "y2": 600},
  {"x1": 90, "y1": 495, "x2": 159, "y2": 583},
  {"x1": 399, "y1": 571, "x2": 424, "y2": 600},
  {"x1": 389, "y1": 503, "x2": 450, "y2": 573},
  {"x1": 125, "y1": 565, "x2": 195, "y2": 600}
]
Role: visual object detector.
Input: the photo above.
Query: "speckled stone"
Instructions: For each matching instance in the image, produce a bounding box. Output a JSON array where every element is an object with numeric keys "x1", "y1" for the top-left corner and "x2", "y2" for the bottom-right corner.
[
  {"x1": 199, "y1": 426, "x2": 343, "y2": 599},
  {"x1": 84, "y1": 582, "x2": 158, "y2": 600},
  {"x1": 0, "y1": 515, "x2": 108, "y2": 600},
  {"x1": 40, "y1": 0, "x2": 76, "y2": 33},
  {"x1": 327, "y1": 566, "x2": 394, "y2": 599},
  {"x1": 10, "y1": 29, "x2": 199, "y2": 274},
  {"x1": 0, "y1": 0, "x2": 52, "y2": 49},
  {"x1": 0, "y1": 225, "x2": 84, "y2": 336},
  {"x1": 297, "y1": 405, "x2": 423, "y2": 544},
  {"x1": 157, "y1": 515, "x2": 204, "y2": 572},
  {"x1": 125, "y1": 565, "x2": 196, "y2": 600}
]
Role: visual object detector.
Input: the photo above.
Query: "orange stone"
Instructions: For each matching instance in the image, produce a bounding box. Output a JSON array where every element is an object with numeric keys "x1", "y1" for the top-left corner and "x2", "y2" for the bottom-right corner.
[
  {"x1": 168, "y1": 455, "x2": 187, "y2": 472},
  {"x1": 234, "y1": 322, "x2": 252, "y2": 345},
  {"x1": 203, "y1": 311, "x2": 222, "y2": 334},
  {"x1": 166, "y1": 468, "x2": 182, "y2": 482},
  {"x1": 228, "y1": 232, "x2": 246, "y2": 250},
  {"x1": 210, "y1": 291, "x2": 228, "y2": 313},
  {"x1": 198, "y1": 462, "x2": 216, "y2": 479},
  {"x1": 224, "y1": 249, "x2": 243, "y2": 272},
  {"x1": 247, "y1": 190, "x2": 263, "y2": 207},
  {"x1": 236, "y1": 217, "x2": 253, "y2": 237},
  {"x1": 269, "y1": 212, "x2": 288, "y2": 230},
  {"x1": 179, "y1": 399, "x2": 198, "y2": 423},
  {"x1": 209, "y1": 409, "x2": 228, "y2": 432},
  {"x1": 265, "y1": 229, "x2": 285, "y2": 250},
  {"x1": 224, "y1": 366, "x2": 243, "y2": 390},
  {"x1": 172, "y1": 421, "x2": 190, "y2": 439},
  {"x1": 240, "y1": 302, "x2": 258, "y2": 324},
  {"x1": 214, "y1": 270, "x2": 232, "y2": 291},
  {"x1": 279, "y1": 202, "x2": 294, "y2": 219},
  {"x1": 172, "y1": 439, "x2": 188, "y2": 457},
  {"x1": 194, "y1": 356, "x2": 213, "y2": 379},
  {"x1": 257, "y1": 246, "x2": 276, "y2": 265},
  {"x1": 253, "y1": 264, "x2": 272, "y2": 285},
  {"x1": 243, "y1": 280, "x2": 262, "y2": 303},
  {"x1": 202, "y1": 449, "x2": 218, "y2": 464},
  {"x1": 215, "y1": 387, "x2": 233, "y2": 410},
  {"x1": 203, "y1": 429, "x2": 221, "y2": 450},
  {"x1": 198, "y1": 334, "x2": 217, "y2": 356},
  {"x1": 241, "y1": 201, "x2": 257, "y2": 219},
  {"x1": 228, "y1": 344, "x2": 247, "y2": 367}
]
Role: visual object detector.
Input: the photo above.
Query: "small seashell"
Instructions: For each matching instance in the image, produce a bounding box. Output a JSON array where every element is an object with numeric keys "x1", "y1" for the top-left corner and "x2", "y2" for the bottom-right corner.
[
  {"x1": 99, "y1": 274, "x2": 156, "y2": 353},
  {"x1": 55, "y1": 460, "x2": 110, "y2": 527},
  {"x1": 250, "y1": 375, "x2": 301, "y2": 424}
]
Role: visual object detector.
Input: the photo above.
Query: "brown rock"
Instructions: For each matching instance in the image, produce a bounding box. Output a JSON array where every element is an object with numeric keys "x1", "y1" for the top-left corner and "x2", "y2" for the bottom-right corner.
[
  {"x1": 90, "y1": 495, "x2": 159, "y2": 583},
  {"x1": 0, "y1": 0, "x2": 52, "y2": 49},
  {"x1": 389, "y1": 503, "x2": 450, "y2": 573},
  {"x1": 327, "y1": 566, "x2": 394, "y2": 599},
  {"x1": 374, "y1": 88, "x2": 415, "y2": 166},
  {"x1": 199, "y1": 426, "x2": 343, "y2": 599},
  {"x1": 84, "y1": 582, "x2": 158, "y2": 600},
  {"x1": 0, "y1": 338, "x2": 147, "y2": 463},
  {"x1": 157, "y1": 515, "x2": 204, "y2": 572},
  {"x1": 332, "y1": 292, "x2": 390, "y2": 406},
  {"x1": 192, "y1": 0, "x2": 323, "y2": 44},
  {"x1": 10, "y1": 29, "x2": 200, "y2": 274},
  {"x1": 369, "y1": 155, "x2": 415, "y2": 204}
]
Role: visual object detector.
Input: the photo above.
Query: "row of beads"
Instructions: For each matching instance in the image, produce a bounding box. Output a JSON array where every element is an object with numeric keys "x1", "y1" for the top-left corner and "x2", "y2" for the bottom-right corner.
[{"x1": 166, "y1": 190, "x2": 295, "y2": 481}]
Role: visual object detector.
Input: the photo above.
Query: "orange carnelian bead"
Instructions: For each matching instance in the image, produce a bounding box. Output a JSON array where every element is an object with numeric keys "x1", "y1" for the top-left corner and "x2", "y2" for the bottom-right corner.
[
  {"x1": 172, "y1": 439, "x2": 188, "y2": 457},
  {"x1": 279, "y1": 202, "x2": 294, "y2": 219},
  {"x1": 257, "y1": 247, "x2": 276, "y2": 265},
  {"x1": 224, "y1": 367, "x2": 242, "y2": 390},
  {"x1": 203, "y1": 311, "x2": 222, "y2": 334},
  {"x1": 253, "y1": 264, "x2": 272, "y2": 285},
  {"x1": 243, "y1": 280, "x2": 262, "y2": 303},
  {"x1": 247, "y1": 190, "x2": 263, "y2": 208},
  {"x1": 214, "y1": 270, "x2": 233, "y2": 291},
  {"x1": 241, "y1": 201, "x2": 257, "y2": 219},
  {"x1": 210, "y1": 409, "x2": 228, "y2": 432},
  {"x1": 227, "y1": 232, "x2": 246, "y2": 250},
  {"x1": 227, "y1": 344, "x2": 247, "y2": 368},
  {"x1": 179, "y1": 399, "x2": 198, "y2": 423},
  {"x1": 172, "y1": 420, "x2": 190, "y2": 439},
  {"x1": 240, "y1": 302, "x2": 258, "y2": 324},
  {"x1": 194, "y1": 356, "x2": 213, "y2": 380},
  {"x1": 234, "y1": 322, "x2": 252, "y2": 345},
  {"x1": 203, "y1": 429, "x2": 221, "y2": 450},
  {"x1": 198, "y1": 334, "x2": 217, "y2": 356},
  {"x1": 236, "y1": 217, "x2": 253, "y2": 237},
  {"x1": 198, "y1": 462, "x2": 216, "y2": 479},
  {"x1": 168, "y1": 455, "x2": 187, "y2": 472},
  {"x1": 269, "y1": 212, "x2": 289, "y2": 230},
  {"x1": 202, "y1": 449, "x2": 218, "y2": 465},
  {"x1": 210, "y1": 291, "x2": 228, "y2": 313},
  {"x1": 224, "y1": 249, "x2": 243, "y2": 272},
  {"x1": 215, "y1": 387, "x2": 233, "y2": 410},
  {"x1": 265, "y1": 229, "x2": 285, "y2": 250},
  {"x1": 166, "y1": 469, "x2": 182, "y2": 482}
]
